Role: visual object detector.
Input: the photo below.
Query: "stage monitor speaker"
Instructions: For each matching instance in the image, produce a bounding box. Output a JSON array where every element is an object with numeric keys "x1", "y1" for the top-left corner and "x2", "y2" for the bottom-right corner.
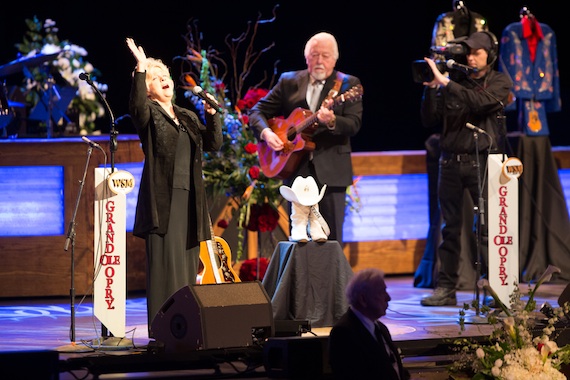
[{"x1": 151, "y1": 281, "x2": 274, "y2": 352}]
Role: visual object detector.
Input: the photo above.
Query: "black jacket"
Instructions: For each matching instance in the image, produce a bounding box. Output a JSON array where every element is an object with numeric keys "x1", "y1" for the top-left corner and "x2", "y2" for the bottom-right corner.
[
  {"x1": 421, "y1": 70, "x2": 512, "y2": 154},
  {"x1": 328, "y1": 308, "x2": 410, "y2": 380},
  {"x1": 129, "y1": 72, "x2": 222, "y2": 246}
]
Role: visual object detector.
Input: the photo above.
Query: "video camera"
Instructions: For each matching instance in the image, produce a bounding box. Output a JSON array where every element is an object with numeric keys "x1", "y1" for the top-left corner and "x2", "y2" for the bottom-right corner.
[
  {"x1": 411, "y1": 60, "x2": 447, "y2": 83},
  {"x1": 412, "y1": 38, "x2": 469, "y2": 83}
]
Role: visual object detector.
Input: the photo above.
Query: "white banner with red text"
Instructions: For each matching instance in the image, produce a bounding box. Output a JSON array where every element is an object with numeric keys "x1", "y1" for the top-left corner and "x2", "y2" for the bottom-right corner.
[
  {"x1": 93, "y1": 168, "x2": 135, "y2": 337},
  {"x1": 488, "y1": 154, "x2": 523, "y2": 306}
]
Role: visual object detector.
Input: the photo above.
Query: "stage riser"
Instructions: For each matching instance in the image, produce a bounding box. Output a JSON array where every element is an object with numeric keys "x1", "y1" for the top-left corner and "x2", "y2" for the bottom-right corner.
[{"x1": 1, "y1": 136, "x2": 570, "y2": 296}]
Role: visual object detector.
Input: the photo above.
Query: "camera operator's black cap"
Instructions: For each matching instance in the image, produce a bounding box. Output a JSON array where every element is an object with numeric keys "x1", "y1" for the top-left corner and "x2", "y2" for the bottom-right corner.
[{"x1": 463, "y1": 32, "x2": 493, "y2": 51}]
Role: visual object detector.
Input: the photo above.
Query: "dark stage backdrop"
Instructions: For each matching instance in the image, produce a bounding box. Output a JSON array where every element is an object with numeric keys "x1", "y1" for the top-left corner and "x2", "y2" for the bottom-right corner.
[{"x1": 0, "y1": 0, "x2": 567, "y2": 152}]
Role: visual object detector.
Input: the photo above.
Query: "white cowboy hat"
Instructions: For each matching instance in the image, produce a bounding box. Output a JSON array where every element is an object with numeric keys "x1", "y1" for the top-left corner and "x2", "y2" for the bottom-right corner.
[{"x1": 279, "y1": 176, "x2": 327, "y2": 206}]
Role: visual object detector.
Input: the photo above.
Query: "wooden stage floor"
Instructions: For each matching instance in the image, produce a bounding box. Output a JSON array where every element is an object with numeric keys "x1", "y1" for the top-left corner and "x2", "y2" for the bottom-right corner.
[{"x1": 1, "y1": 275, "x2": 568, "y2": 379}]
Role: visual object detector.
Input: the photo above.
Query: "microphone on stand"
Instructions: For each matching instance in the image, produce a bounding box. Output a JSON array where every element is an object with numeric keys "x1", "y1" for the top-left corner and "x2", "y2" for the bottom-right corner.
[
  {"x1": 79, "y1": 71, "x2": 118, "y2": 169},
  {"x1": 81, "y1": 135, "x2": 103, "y2": 150},
  {"x1": 192, "y1": 86, "x2": 223, "y2": 114},
  {"x1": 465, "y1": 122, "x2": 488, "y2": 135},
  {"x1": 78, "y1": 72, "x2": 93, "y2": 85},
  {"x1": 446, "y1": 59, "x2": 478, "y2": 74}
]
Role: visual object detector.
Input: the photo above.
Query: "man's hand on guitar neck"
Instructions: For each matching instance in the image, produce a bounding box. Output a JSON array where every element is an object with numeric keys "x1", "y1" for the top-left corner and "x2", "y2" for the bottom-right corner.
[
  {"x1": 261, "y1": 128, "x2": 285, "y2": 151},
  {"x1": 317, "y1": 99, "x2": 336, "y2": 130}
]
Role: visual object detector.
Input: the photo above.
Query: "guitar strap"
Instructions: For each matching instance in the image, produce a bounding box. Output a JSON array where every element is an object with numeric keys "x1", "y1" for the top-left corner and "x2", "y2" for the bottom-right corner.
[{"x1": 324, "y1": 72, "x2": 346, "y2": 103}]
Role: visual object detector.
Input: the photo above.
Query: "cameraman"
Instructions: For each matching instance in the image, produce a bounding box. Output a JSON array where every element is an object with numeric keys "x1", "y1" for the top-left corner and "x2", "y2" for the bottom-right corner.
[{"x1": 419, "y1": 31, "x2": 513, "y2": 307}]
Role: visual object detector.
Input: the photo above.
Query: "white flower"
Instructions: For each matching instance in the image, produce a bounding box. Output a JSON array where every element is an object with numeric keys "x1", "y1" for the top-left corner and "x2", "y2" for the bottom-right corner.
[
  {"x1": 41, "y1": 43, "x2": 61, "y2": 55},
  {"x1": 17, "y1": 16, "x2": 109, "y2": 133},
  {"x1": 83, "y1": 62, "x2": 94, "y2": 73},
  {"x1": 540, "y1": 340, "x2": 559, "y2": 358},
  {"x1": 453, "y1": 266, "x2": 570, "y2": 379},
  {"x1": 476, "y1": 347, "x2": 485, "y2": 359},
  {"x1": 67, "y1": 44, "x2": 88, "y2": 56},
  {"x1": 44, "y1": 19, "x2": 56, "y2": 28},
  {"x1": 56, "y1": 56, "x2": 71, "y2": 70}
]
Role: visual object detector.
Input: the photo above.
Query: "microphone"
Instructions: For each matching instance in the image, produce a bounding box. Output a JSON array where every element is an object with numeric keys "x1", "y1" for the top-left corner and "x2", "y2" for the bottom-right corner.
[
  {"x1": 82, "y1": 135, "x2": 103, "y2": 150},
  {"x1": 192, "y1": 86, "x2": 223, "y2": 113},
  {"x1": 79, "y1": 72, "x2": 93, "y2": 85},
  {"x1": 466, "y1": 122, "x2": 487, "y2": 135},
  {"x1": 446, "y1": 59, "x2": 478, "y2": 74}
]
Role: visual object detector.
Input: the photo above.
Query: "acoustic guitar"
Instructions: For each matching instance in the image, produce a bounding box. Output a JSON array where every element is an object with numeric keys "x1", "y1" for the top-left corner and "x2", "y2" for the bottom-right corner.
[
  {"x1": 257, "y1": 84, "x2": 363, "y2": 179},
  {"x1": 198, "y1": 223, "x2": 241, "y2": 284}
]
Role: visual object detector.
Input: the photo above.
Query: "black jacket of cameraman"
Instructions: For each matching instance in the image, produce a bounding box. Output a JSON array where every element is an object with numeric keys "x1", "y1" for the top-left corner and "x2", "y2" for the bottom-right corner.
[{"x1": 420, "y1": 69, "x2": 512, "y2": 155}]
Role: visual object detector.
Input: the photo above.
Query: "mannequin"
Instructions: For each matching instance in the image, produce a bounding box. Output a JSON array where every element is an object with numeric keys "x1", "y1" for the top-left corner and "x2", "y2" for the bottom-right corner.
[
  {"x1": 431, "y1": 1, "x2": 488, "y2": 55},
  {"x1": 498, "y1": 8, "x2": 570, "y2": 283},
  {"x1": 500, "y1": 7, "x2": 560, "y2": 136}
]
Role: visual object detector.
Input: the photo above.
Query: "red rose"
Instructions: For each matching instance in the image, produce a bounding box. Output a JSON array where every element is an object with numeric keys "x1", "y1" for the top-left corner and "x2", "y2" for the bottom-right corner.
[
  {"x1": 238, "y1": 257, "x2": 269, "y2": 281},
  {"x1": 238, "y1": 88, "x2": 270, "y2": 111},
  {"x1": 249, "y1": 166, "x2": 260, "y2": 179},
  {"x1": 217, "y1": 219, "x2": 229, "y2": 229},
  {"x1": 213, "y1": 82, "x2": 226, "y2": 92},
  {"x1": 244, "y1": 142, "x2": 258, "y2": 154},
  {"x1": 257, "y1": 203, "x2": 279, "y2": 232},
  {"x1": 245, "y1": 203, "x2": 279, "y2": 232},
  {"x1": 236, "y1": 99, "x2": 246, "y2": 111}
]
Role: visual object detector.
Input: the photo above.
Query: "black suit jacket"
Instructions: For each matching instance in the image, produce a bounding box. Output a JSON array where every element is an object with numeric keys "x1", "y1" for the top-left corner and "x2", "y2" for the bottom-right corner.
[
  {"x1": 248, "y1": 69, "x2": 362, "y2": 187},
  {"x1": 328, "y1": 308, "x2": 410, "y2": 380}
]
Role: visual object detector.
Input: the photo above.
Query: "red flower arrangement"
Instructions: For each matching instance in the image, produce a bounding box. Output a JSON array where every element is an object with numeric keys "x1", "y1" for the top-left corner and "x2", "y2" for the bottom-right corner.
[
  {"x1": 239, "y1": 257, "x2": 269, "y2": 281},
  {"x1": 236, "y1": 88, "x2": 269, "y2": 112},
  {"x1": 246, "y1": 203, "x2": 280, "y2": 232}
]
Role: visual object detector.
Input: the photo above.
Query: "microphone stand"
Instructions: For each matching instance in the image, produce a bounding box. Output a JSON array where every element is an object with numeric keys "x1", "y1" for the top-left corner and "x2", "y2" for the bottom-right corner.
[
  {"x1": 465, "y1": 130, "x2": 488, "y2": 324},
  {"x1": 79, "y1": 72, "x2": 117, "y2": 340},
  {"x1": 57, "y1": 145, "x2": 95, "y2": 352},
  {"x1": 461, "y1": 73, "x2": 506, "y2": 324}
]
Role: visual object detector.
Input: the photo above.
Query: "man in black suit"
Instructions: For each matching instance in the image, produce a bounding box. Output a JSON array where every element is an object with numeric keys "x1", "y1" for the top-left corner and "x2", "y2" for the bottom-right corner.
[
  {"x1": 328, "y1": 268, "x2": 410, "y2": 379},
  {"x1": 248, "y1": 31, "x2": 363, "y2": 247}
]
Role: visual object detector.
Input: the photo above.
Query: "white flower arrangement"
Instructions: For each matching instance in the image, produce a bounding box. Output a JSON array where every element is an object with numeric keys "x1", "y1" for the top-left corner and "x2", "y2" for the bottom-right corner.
[
  {"x1": 452, "y1": 265, "x2": 570, "y2": 379},
  {"x1": 16, "y1": 16, "x2": 108, "y2": 135}
]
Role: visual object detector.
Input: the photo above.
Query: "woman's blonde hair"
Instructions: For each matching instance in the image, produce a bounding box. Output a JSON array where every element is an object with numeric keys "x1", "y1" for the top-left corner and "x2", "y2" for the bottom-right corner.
[{"x1": 144, "y1": 57, "x2": 170, "y2": 83}]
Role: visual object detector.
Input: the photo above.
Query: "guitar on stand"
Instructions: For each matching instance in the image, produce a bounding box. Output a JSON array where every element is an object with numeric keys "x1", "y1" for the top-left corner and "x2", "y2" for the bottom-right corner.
[
  {"x1": 257, "y1": 84, "x2": 363, "y2": 179},
  {"x1": 198, "y1": 218, "x2": 241, "y2": 284}
]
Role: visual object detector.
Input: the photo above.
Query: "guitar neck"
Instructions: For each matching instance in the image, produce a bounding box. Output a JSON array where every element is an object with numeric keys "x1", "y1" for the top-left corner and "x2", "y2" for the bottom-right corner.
[
  {"x1": 294, "y1": 104, "x2": 330, "y2": 136},
  {"x1": 293, "y1": 84, "x2": 362, "y2": 136}
]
